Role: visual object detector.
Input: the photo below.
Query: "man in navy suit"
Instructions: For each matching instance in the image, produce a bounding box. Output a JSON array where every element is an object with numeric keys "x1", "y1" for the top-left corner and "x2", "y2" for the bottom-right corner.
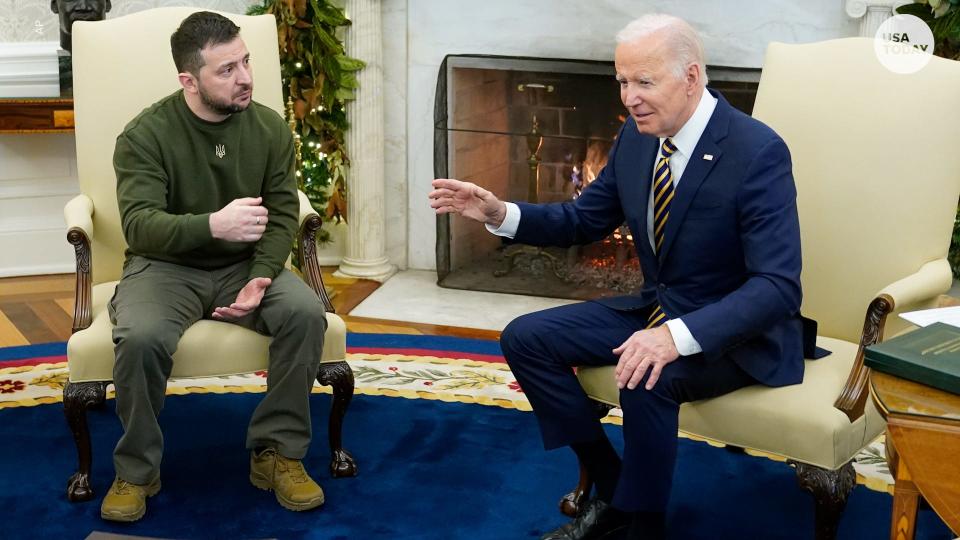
[{"x1": 429, "y1": 14, "x2": 803, "y2": 540}]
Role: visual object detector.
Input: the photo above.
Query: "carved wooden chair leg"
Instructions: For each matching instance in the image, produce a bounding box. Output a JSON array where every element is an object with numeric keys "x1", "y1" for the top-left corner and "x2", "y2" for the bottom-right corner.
[
  {"x1": 63, "y1": 381, "x2": 108, "y2": 502},
  {"x1": 559, "y1": 458, "x2": 592, "y2": 517},
  {"x1": 790, "y1": 460, "x2": 856, "y2": 540},
  {"x1": 317, "y1": 360, "x2": 357, "y2": 477}
]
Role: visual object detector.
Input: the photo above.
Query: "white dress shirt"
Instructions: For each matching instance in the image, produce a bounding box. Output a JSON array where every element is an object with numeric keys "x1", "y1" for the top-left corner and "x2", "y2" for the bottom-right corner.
[{"x1": 487, "y1": 89, "x2": 718, "y2": 357}]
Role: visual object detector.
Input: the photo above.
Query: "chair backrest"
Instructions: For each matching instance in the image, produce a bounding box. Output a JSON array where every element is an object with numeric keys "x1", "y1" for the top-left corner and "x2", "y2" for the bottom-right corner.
[
  {"x1": 71, "y1": 7, "x2": 283, "y2": 285},
  {"x1": 752, "y1": 38, "x2": 960, "y2": 343}
]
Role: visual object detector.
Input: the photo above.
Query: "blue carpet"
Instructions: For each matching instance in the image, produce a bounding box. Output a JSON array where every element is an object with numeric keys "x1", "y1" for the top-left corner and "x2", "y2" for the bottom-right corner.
[
  {"x1": 0, "y1": 341, "x2": 66, "y2": 361},
  {"x1": 345, "y1": 333, "x2": 504, "y2": 355},
  {"x1": 1, "y1": 392, "x2": 955, "y2": 539},
  {"x1": 0, "y1": 332, "x2": 954, "y2": 539}
]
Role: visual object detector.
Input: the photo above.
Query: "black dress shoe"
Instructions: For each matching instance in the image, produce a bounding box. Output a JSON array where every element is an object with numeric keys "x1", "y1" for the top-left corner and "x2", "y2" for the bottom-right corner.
[{"x1": 540, "y1": 497, "x2": 630, "y2": 540}]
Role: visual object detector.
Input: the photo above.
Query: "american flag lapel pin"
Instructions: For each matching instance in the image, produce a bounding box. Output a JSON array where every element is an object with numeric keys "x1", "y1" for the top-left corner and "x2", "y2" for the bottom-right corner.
[{"x1": 703, "y1": 154, "x2": 713, "y2": 161}]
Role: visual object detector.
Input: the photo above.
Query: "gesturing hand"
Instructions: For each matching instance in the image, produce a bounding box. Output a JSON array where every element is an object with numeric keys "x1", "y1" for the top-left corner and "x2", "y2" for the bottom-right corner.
[
  {"x1": 429, "y1": 178, "x2": 507, "y2": 227},
  {"x1": 209, "y1": 197, "x2": 269, "y2": 242},
  {"x1": 613, "y1": 325, "x2": 680, "y2": 391},
  {"x1": 212, "y1": 277, "x2": 271, "y2": 321}
]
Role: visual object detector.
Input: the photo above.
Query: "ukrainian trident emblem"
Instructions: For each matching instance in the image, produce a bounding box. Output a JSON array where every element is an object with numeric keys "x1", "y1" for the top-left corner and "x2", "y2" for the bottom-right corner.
[{"x1": 215, "y1": 144, "x2": 226, "y2": 159}]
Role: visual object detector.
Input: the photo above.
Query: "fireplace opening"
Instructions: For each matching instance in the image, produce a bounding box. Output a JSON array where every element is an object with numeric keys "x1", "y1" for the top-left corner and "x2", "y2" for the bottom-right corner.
[{"x1": 434, "y1": 54, "x2": 759, "y2": 300}]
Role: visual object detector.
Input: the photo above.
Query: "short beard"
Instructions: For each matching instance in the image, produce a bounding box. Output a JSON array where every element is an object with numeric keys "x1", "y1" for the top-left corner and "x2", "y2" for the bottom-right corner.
[{"x1": 198, "y1": 85, "x2": 250, "y2": 116}]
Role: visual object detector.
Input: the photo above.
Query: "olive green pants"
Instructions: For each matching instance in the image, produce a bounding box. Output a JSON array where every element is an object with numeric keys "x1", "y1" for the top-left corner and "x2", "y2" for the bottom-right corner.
[{"x1": 108, "y1": 255, "x2": 326, "y2": 484}]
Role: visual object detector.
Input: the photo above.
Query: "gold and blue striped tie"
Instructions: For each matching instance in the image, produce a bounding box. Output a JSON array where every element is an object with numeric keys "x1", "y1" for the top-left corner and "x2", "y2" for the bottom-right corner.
[
  {"x1": 646, "y1": 138, "x2": 677, "y2": 330},
  {"x1": 652, "y1": 138, "x2": 677, "y2": 254}
]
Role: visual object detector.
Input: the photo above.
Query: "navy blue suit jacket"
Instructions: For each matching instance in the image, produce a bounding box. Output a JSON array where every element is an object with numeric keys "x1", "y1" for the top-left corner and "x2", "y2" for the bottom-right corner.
[{"x1": 512, "y1": 90, "x2": 804, "y2": 387}]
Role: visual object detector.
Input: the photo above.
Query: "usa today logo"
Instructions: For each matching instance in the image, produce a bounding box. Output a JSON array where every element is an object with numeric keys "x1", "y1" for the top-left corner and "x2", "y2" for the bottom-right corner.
[{"x1": 874, "y1": 14, "x2": 935, "y2": 74}]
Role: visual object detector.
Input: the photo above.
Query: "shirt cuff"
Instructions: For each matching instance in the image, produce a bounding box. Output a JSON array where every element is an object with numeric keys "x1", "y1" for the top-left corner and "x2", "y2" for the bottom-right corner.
[
  {"x1": 484, "y1": 202, "x2": 520, "y2": 238},
  {"x1": 666, "y1": 318, "x2": 703, "y2": 356}
]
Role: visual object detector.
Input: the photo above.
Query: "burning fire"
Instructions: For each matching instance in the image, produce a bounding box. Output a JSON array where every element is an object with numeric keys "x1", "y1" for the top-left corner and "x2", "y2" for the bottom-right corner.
[
  {"x1": 571, "y1": 138, "x2": 614, "y2": 197},
  {"x1": 569, "y1": 136, "x2": 633, "y2": 246}
]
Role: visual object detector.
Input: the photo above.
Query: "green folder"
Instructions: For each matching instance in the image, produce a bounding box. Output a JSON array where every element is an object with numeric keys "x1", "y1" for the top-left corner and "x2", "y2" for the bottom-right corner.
[{"x1": 865, "y1": 322, "x2": 960, "y2": 395}]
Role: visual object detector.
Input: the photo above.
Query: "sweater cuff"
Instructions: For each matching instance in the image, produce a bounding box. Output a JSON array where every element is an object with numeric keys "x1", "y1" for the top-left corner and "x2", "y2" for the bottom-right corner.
[
  {"x1": 248, "y1": 261, "x2": 279, "y2": 280},
  {"x1": 190, "y1": 213, "x2": 214, "y2": 243}
]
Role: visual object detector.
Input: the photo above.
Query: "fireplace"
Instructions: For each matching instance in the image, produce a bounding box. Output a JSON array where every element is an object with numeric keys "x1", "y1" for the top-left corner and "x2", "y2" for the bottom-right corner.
[{"x1": 434, "y1": 55, "x2": 759, "y2": 300}]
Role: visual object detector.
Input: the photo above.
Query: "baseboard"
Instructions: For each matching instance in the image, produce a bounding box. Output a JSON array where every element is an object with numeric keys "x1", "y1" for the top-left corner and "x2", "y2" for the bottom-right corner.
[{"x1": 0, "y1": 262, "x2": 74, "y2": 278}]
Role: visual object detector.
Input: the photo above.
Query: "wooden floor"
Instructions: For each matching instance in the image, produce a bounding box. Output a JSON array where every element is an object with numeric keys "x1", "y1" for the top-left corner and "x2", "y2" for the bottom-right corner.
[{"x1": 0, "y1": 268, "x2": 498, "y2": 347}]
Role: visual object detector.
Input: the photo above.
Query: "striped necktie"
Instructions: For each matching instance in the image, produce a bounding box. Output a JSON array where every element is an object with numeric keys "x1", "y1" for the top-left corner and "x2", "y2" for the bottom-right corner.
[
  {"x1": 653, "y1": 138, "x2": 678, "y2": 254},
  {"x1": 646, "y1": 138, "x2": 677, "y2": 329}
]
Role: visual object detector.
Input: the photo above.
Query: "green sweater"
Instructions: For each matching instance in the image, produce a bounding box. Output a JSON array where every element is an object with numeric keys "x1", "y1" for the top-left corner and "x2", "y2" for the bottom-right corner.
[{"x1": 114, "y1": 90, "x2": 297, "y2": 280}]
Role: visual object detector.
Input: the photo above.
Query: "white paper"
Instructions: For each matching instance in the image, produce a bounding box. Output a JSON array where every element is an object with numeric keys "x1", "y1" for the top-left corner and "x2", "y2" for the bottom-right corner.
[{"x1": 899, "y1": 306, "x2": 960, "y2": 329}]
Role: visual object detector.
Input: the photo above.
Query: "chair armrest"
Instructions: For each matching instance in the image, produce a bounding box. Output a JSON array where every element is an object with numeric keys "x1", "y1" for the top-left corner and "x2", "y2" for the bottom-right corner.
[
  {"x1": 833, "y1": 258, "x2": 953, "y2": 422},
  {"x1": 64, "y1": 194, "x2": 94, "y2": 238},
  {"x1": 295, "y1": 190, "x2": 335, "y2": 313},
  {"x1": 878, "y1": 258, "x2": 953, "y2": 312},
  {"x1": 64, "y1": 194, "x2": 94, "y2": 332},
  {"x1": 298, "y1": 189, "x2": 318, "y2": 228}
]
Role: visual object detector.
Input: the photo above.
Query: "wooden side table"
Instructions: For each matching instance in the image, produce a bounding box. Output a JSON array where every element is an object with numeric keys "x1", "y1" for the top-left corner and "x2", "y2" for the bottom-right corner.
[
  {"x1": 0, "y1": 97, "x2": 74, "y2": 133},
  {"x1": 870, "y1": 370, "x2": 960, "y2": 539}
]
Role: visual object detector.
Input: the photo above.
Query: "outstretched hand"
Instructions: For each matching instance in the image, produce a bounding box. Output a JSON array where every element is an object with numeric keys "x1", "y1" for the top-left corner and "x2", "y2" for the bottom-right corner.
[
  {"x1": 613, "y1": 325, "x2": 679, "y2": 391},
  {"x1": 429, "y1": 178, "x2": 507, "y2": 227},
  {"x1": 212, "y1": 277, "x2": 271, "y2": 321}
]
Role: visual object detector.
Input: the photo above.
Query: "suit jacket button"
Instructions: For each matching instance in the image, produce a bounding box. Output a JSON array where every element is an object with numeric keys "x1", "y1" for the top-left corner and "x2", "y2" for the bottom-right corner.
[{"x1": 658, "y1": 283, "x2": 666, "y2": 291}]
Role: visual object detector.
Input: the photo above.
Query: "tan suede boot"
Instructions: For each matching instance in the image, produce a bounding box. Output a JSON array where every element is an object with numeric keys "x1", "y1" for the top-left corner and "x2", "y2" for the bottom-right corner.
[
  {"x1": 100, "y1": 476, "x2": 161, "y2": 522},
  {"x1": 250, "y1": 448, "x2": 325, "y2": 511}
]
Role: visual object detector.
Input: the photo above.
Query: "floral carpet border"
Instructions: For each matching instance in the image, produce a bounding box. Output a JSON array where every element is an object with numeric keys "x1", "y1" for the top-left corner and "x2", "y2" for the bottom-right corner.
[{"x1": 0, "y1": 351, "x2": 893, "y2": 494}]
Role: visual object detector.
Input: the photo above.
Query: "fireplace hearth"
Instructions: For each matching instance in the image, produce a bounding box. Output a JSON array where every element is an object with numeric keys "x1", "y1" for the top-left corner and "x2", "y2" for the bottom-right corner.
[{"x1": 434, "y1": 54, "x2": 759, "y2": 300}]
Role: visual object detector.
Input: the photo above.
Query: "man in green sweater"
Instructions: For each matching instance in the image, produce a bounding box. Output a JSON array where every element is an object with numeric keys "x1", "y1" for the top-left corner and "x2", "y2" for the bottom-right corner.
[{"x1": 100, "y1": 11, "x2": 327, "y2": 522}]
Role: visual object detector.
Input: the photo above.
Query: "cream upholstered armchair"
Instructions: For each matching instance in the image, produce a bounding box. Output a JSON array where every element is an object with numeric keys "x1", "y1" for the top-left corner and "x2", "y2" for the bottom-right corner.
[
  {"x1": 62, "y1": 7, "x2": 356, "y2": 502},
  {"x1": 568, "y1": 38, "x2": 960, "y2": 539}
]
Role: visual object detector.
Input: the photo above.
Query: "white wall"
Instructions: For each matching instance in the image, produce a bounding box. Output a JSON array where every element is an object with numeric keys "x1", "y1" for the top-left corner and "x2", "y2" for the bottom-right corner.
[{"x1": 388, "y1": 0, "x2": 861, "y2": 270}]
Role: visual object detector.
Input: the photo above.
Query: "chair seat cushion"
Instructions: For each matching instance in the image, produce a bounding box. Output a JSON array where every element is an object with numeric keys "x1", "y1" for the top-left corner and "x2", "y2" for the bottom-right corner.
[
  {"x1": 575, "y1": 336, "x2": 885, "y2": 470},
  {"x1": 67, "y1": 281, "x2": 347, "y2": 383}
]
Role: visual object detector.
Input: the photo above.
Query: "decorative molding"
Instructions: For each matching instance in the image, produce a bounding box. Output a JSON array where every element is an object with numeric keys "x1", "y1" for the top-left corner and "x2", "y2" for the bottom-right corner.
[
  {"x1": 0, "y1": 0, "x2": 253, "y2": 43},
  {"x1": 0, "y1": 219, "x2": 70, "y2": 233},
  {"x1": 0, "y1": 177, "x2": 77, "y2": 200},
  {"x1": 844, "y1": 0, "x2": 868, "y2": 19},
  {"x1": 0, "y1": 41, "x2": 59, "y2": 97},
  {"x1": 844, "y1": 0, "x2": 913, "y2": 36}
]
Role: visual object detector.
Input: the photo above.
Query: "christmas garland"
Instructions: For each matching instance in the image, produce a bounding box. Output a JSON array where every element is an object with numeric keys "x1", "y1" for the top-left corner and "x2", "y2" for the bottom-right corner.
[{"x1": 248, "y1": 0, "x2": 364, "y2": 243}]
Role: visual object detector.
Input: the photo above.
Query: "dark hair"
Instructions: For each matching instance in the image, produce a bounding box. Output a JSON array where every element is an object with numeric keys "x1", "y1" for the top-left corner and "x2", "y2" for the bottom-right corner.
[{"x1": 170, "y1": 11, "x2": 240, "y2": 75}]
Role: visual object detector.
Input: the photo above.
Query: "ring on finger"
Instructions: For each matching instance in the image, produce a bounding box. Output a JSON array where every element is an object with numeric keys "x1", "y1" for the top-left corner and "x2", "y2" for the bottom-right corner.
[{"x1": 255, "y1": 216, "x2": 261, "y2": 225}]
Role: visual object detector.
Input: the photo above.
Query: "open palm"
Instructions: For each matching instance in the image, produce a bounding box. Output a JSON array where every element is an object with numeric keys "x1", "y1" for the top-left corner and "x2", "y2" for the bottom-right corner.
[{"x1": 429, "y1": 178, "x2": 504, "y2": 225}]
